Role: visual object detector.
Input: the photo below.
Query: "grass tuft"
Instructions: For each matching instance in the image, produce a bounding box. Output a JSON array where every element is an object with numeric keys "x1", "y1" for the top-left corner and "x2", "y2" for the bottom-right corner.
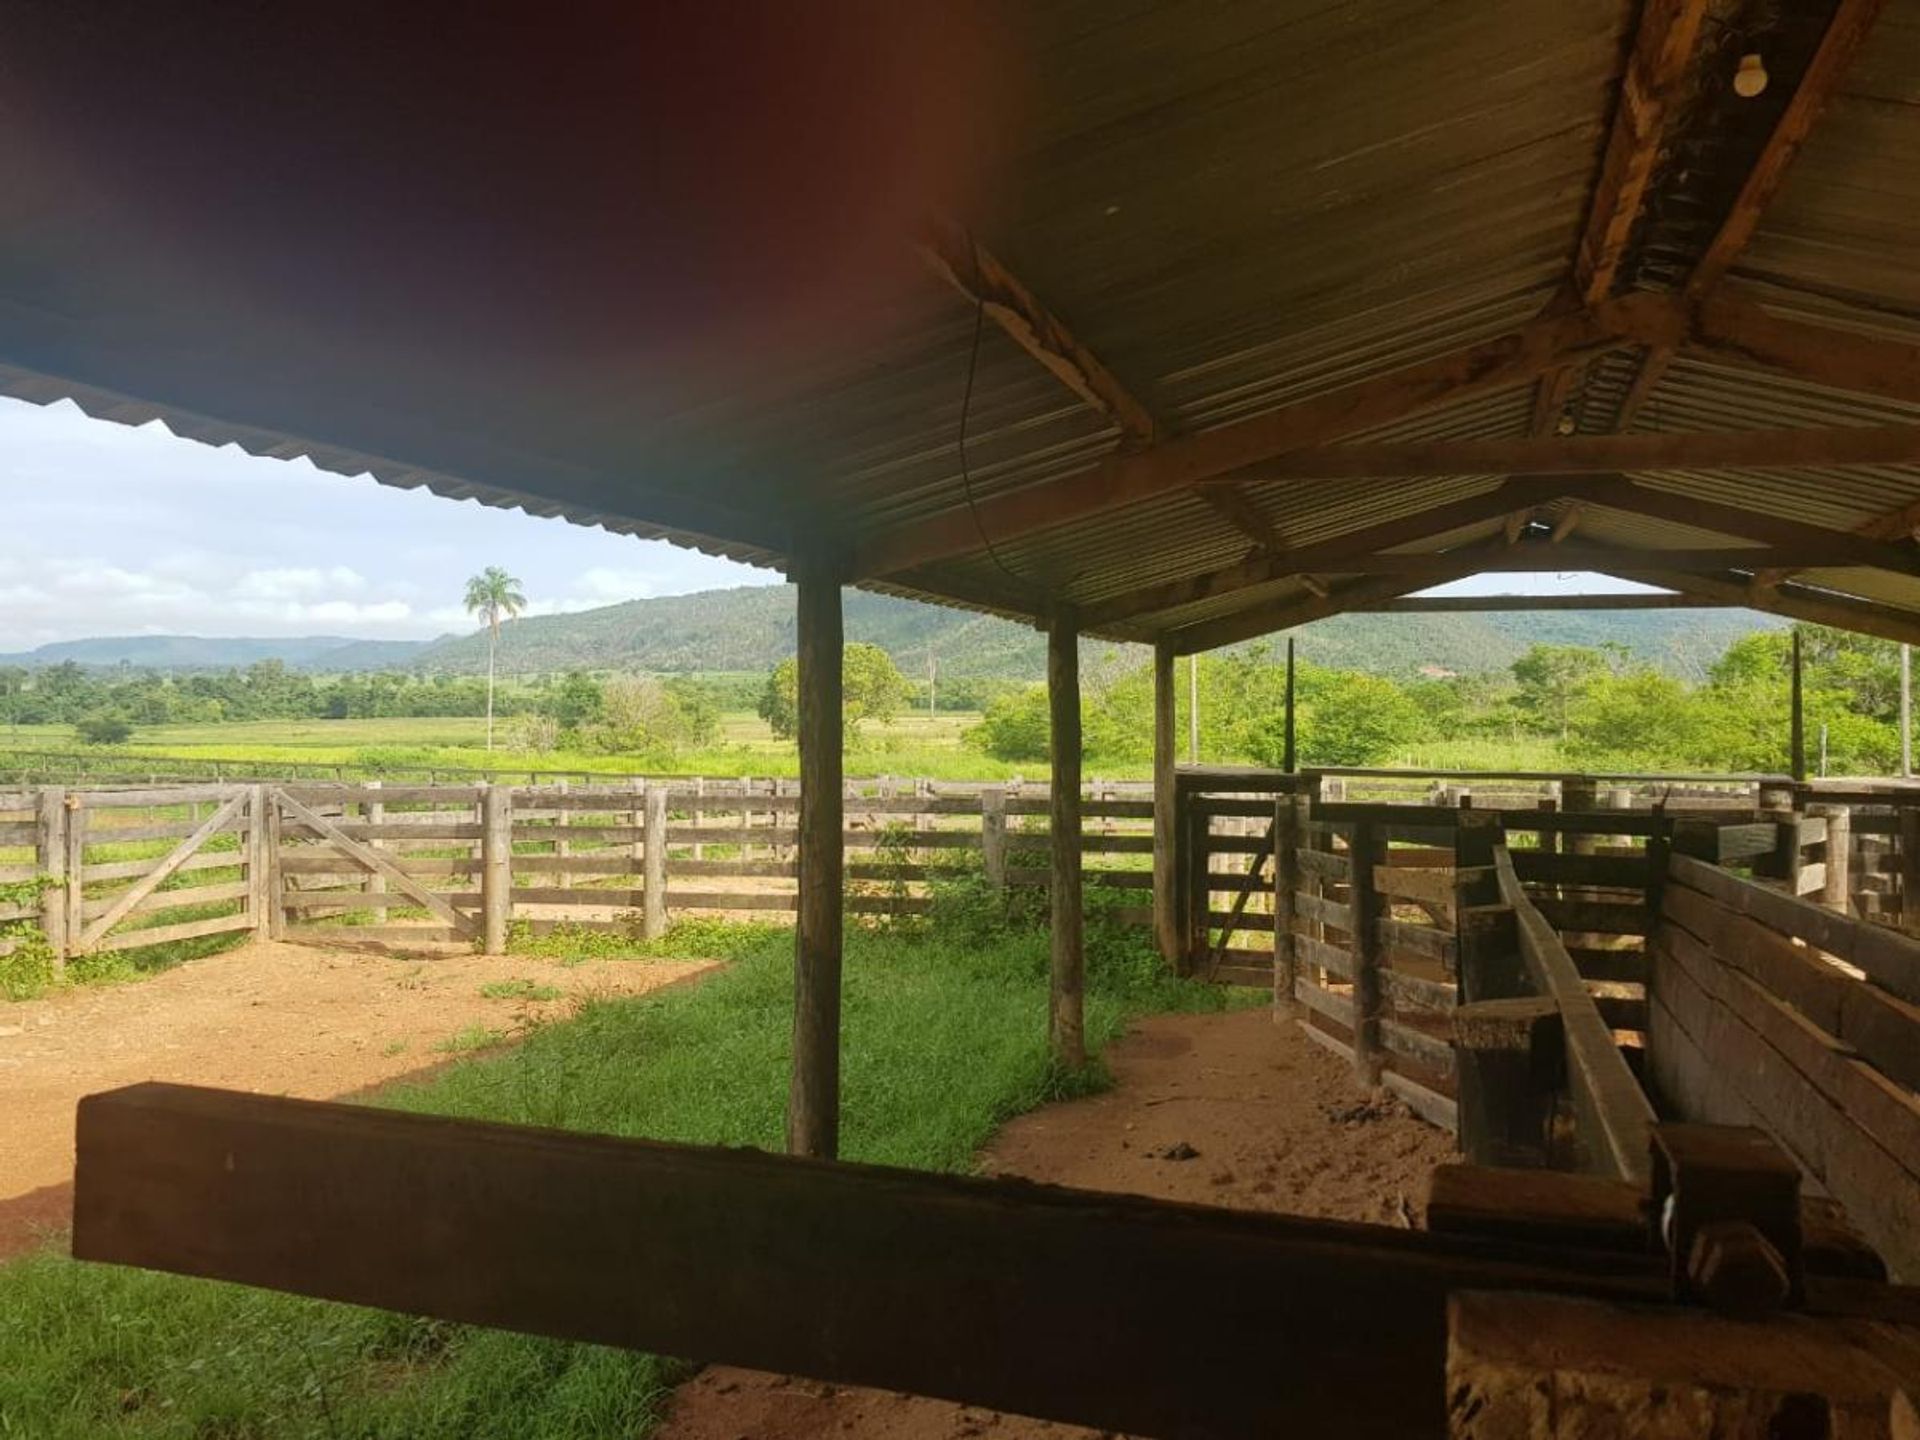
[
  {"x1": 0, "y1": 914, "x2": 1232, "y2": 1437},
  {"x1": 478, "y1": 979, "x2": 564, "y2": 1003}
]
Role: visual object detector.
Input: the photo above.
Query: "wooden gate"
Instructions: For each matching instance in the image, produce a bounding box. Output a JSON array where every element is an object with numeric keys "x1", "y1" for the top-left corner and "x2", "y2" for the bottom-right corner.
[{"x1": 269, "y1": 786, "x2": 481, "y2": 945}]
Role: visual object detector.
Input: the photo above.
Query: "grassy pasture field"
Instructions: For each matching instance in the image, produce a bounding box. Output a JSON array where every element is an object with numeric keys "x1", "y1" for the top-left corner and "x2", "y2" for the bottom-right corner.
[
  {"x1": 0, "y1": 915, "x2": 1242, "y2": 1438},
  {"x1": 0, "y1": 712, "x2": 1574, "y2": 785}
]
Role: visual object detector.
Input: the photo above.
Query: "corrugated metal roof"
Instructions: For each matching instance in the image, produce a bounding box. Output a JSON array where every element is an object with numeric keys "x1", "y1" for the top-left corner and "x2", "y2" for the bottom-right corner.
[{"x1": 5, "y1": 1, "x2": 1920, "y2": 651}]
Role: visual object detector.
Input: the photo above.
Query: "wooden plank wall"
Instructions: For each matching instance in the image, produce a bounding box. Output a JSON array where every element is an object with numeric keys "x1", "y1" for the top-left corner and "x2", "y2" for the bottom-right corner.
[{"x1": 1648, "y1": 852, "x2": 1920, "y2": 1280}]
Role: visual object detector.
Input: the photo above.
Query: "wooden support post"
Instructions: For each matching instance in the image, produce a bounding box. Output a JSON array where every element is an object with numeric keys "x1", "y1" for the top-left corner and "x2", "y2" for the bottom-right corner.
[
  {"x1": 980, "y1": 785, "x2": 1008, "y2": 895},
  {"x1": 643, "y1": 783, "x2": 668, "y2": 941},
  {"x1": 1349, "y1": 819, "x2": 1384, "y2": 1087},
  {"x1": 788, "y1": 562, "x2": 844, "y2": 1160},
  {"x1": 1454, "y1": 997, "x2": 1566, "y2": 1169},
  {"x1": 264, "y1": 791, "x2": 285, "y2": 941},
  {"x1": 1151, "y1": 639, "x2": 1179, "y2": 967},
  {"x1": 1049, "y1": 608, "x2": 1086, "y2": 1070},
  {"x1": 363, "y1": 779, "x2": 387, "y2": 922},
  {"x1": 1273, "y1": 793, "x2": 1305, "y2": 1014},
  {"x1": 248, "y1": 784, "x2": 272, "y2": 940},
  {"x1": 1791, "y1": 628, "x2": 1807, "y2": 784},
  {"x1": 1283, "y1": 636, "x2": 1297, "y2": 774},
  {"x1": 553, "y1": 777, "x2": 571, "y2": 890},
  {"x1": 63, "y1": 792, "x2": 86, "y2": 956},
  {"x1": 1184, "y1": 792, "x2": 1211, "y2": 976},
  {"x1": 1455, "y1": 810, "x2": 1515, "y2": 1002},
  {"x1": 481, "y1": 783, "x2": 512, "y2": 955},
  {"x1": 36, "y1": 785, "x2": 67, "y2": 972},
  {"x1": 1814, "y1": 803, "x2": 1852, "y2": 915}
]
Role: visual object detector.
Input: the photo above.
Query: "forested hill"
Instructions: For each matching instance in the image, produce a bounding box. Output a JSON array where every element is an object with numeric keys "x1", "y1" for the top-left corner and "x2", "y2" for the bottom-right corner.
[
  {"x1": 402, "y1": 584, "x2": 1780, "y2": 681},
  {"x1": 2, "y1": 586, "x2": 1781, "y2": 681}
]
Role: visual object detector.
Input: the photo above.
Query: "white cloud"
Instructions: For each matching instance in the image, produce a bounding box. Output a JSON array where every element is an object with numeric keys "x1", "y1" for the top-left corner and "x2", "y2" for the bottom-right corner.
[
  {"x1": 233, "y1": 566, "x2": 367, "y2": 600},
  {"x1": 573, "y1": 567, "x2": 658, "y2": 602}
]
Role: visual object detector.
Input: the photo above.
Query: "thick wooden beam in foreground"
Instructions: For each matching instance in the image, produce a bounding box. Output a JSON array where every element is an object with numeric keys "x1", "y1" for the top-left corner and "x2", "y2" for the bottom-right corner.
[
  {"x1": 1049, "y1": 608, "x2": 1085, "y2": 1068},
  {"x1": 70, "y1": 1083, "x2": 1680, "y2": 1440},
  {"x1": 851, "y1": 296, "x2": 1678, "y2": 578},
  {"x1": 1241, "y1": 423, "x2": 1920, "y2": 484},
  {"x1": 788, "y1": 563, "x2": 844, "y2": 1159}
]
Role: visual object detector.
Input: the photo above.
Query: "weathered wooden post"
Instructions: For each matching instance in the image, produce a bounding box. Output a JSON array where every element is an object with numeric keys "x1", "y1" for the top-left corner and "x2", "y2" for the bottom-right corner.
[
  {"x1": 1273, "y1": 791, "x2": 1306, "y2": 1015},
  {"x1": 1151, "y1": 638, "x2": 1180, "y2": 967},
  {"x1": 1049, "y1": 606, "x2": 1086, "y2": 1069},
  {"x1": 1901, "y1": 807, "x2": 1920, "y2": 930},
  {"x1": 264, "y1": 791, "x2": 285, "y2": 941},
  {"x1": 1454, "y1": 809, "x2": 1518, "y2": 1002},
  {"x1": 788, "y1": 560, "x2": 844, "y2": 1160},
  {"x1": 1453, "y1": 997, "x2": 1564, "y2": 1168},
  {"x1": 248, "y1": 783, "x2": 272, "y2": 941},
  {"x1": 1283, "y1": 636, "x2": 1297, "y2": 774},
  {"x1": 1812, "y1": 803, "x2": 1851, "y2": 914},
  {"x1": 980, "y1": 785, "x2": 1008, "y2": 896},
  {"x1": 36, "y1": 785, "x2": 67, "y2": 972},
  {"x1": 363, "y1": 779, "x2": 387, "y2": 922},
  {"x1": 64, "y1": 792, "x2": 86, "y2": 957},
  {"x1": 552, "y1": 776, "x2": 571, "y2": 890},
  {"x1": 1348, "y1": 819, "x2": 1384, "y2": 1087},
  {"x1": 480, "y1": 782, "x2": 512, "y2": 954},
  {"x1": 642, "y1": 783, "x2": 668, "y2": 941},
  {"x1": 1790, "y1": 627, "x2": 1807, "y2": 784}
]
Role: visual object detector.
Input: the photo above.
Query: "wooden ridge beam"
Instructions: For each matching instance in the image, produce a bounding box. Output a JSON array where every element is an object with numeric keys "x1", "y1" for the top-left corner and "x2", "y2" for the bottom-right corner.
[
  {"x1": 1165, "y1": 563, "x2": 1490, "y2": 655},
  {"x1": 73, "y1": 1082, "x2": 1724, "y2": 1440},
  {"x1": 852, "y1": 294, "x2": 1680, "y2": 578},
  {"x1": 1198, "y1": 486, "x2": 1288, "y2": 550},
  {"x1": 1616, "y1": 0, "x2": 1891, "y2": 429},
  {"x1": 1080, "y1": 483, "x2": 1537, "y2": 627},
  {"x1": 1237, "y1": 422, "x2": 1920, "y2": 483},
  {"x1": 1531, "y1": 0, "x2": 1714, "y2": 433},
  {"x1": 919, "y1": 219, "x2": 1154, "y2": 447}
]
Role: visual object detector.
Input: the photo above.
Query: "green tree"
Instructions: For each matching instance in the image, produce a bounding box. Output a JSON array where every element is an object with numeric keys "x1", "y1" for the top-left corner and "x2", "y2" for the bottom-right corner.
[
  {"x1": 758, "y1": 643, "x2": 912, "y2": 740},
  {"x1": 76, "y1": 713, "x2": 134, "y2": 745},
  {"x1": 462, "y1": 566, "x2": 526, "y2": 751},
  {"x1": 1511, "y1": 644, "x2": 1613, "y2": 739}
]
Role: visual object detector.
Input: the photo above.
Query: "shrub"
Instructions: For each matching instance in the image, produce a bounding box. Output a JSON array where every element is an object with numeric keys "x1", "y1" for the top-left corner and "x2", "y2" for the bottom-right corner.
[{"x1": 74, "y1": 714, "x2": 133, "y2": 746}]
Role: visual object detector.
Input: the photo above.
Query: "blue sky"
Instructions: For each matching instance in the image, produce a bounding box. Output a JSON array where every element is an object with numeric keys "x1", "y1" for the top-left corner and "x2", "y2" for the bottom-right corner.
[
  {"x1": 1, "y1": 394, "x2": 1645, "y2": 649},
  {"x1": 0, "y1": 396, "x2": 776, "y2": 648}
]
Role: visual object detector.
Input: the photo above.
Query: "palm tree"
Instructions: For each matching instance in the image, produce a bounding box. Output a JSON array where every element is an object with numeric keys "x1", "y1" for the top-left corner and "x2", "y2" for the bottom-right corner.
[{"x1": 463, "y1": 567, "x2": 526, "y2": 750}]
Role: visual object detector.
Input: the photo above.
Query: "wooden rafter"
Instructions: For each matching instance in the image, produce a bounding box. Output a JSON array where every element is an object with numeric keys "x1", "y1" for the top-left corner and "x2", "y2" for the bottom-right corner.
[
  {"x1": 1296, "y1": 542, "x2": 1905, "y2": 577},
  {"x1": 1197, "y1": 485, "x2": 1287, "y2": 550},
  {"x1": 919, "y1": 218, "x2": 1154, "y2": 447},
  {"x1": 1164, "y1": 563, "x2": 1491, "y2": 655},
  {"x1": 1549, "y1": 504, "x2": 1584, "y2": 543},
  {"x1": 1615, "y1": 0, "x2": 1890, "y2": 429},
  {"x1": 1362, "y1": 592, "x2": 1725, "y2": 614},
  {"x1": 1236, "y1": 422, "x2": 1920, "y2": 483},
  {"x1": 1605, "y1": 567, "x2": 1920, "y2": 647},
  {"x1": 1531, "y1": 0, "x2": 1713, "y2": 433},
  {"x1": 857, "y1": 294, "x2": 1679, "y2": 578},
  {"x1": 1079, "y1": 483, "x2": 1539, "y2": 627},
  {"x1": 1687, "y1": 291, "x2": 1920, "y2": 408}
]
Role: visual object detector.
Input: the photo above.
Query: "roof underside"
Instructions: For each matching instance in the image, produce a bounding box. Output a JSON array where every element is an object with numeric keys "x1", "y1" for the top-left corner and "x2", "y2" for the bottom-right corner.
[{"x1": 4, "y1": 3, "x2": 1920, "y2": 651}]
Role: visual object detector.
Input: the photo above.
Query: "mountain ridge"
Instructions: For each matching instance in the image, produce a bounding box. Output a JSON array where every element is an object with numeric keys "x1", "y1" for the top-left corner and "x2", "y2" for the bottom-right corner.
[{"x1": 0, "y1": 585, "x2": 1783, "y2": 682}]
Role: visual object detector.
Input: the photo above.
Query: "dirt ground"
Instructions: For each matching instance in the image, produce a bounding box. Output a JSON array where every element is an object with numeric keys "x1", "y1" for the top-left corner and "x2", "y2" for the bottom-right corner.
[
  {"x1": 660, "y1": 1005, "x2": 1456, "y2": 1440},
  {"x1": 0, "y1": 940, "x2": 713, "y2": 1259}
]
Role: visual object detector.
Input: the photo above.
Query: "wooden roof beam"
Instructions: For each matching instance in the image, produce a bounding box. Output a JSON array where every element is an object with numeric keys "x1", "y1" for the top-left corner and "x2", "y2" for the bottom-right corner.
[
  {"x1": 919, "y1": 219, "x2": 1154, "y2": 447},
  {"x1": 1078, "y1": 482, "x2": 1545, "y2": 628},
  {"x1": 1196, "y1": 485, "x2": 1288, "y2": 551},
  {"x1": 1604, "y1": 567, "x2": 1920, "y2": 647},
  {"x1": 1165, "y1": 564, "x2": 1491, "y2": 656},
  {"x1": 1238, "y1": 422, "x2": 1920, "y2": 481},
  {"x1": 1306, "y1": 541, "x2": 1900, "y2": 577},
  {"x1": 1362, "y1": 591, "x2": 1728, "y2": 614},
  {"x1": 1686, "y1": 291, "x2": 1920, "y2": 408},
  {"x1": 856, "y1": 294, "x2": 1680, "y2": 578},
  {"x1": 1531, "y1": 0, "x2": 1714, "y2": 433},
  {"x1": 1615, "y1": 0, "x2": 1891, "y2": 429}
]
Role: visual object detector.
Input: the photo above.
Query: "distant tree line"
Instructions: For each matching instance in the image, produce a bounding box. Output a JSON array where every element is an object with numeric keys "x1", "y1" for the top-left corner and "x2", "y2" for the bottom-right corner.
[{"x1": 964, "y1": 626, "x2": 1910, "y2": 775}]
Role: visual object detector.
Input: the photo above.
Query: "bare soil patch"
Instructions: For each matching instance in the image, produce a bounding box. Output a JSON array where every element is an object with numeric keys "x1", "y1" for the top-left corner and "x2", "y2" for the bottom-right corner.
[
  {"x1": 660, "y1": 1005, "x2": 1455, "y2": 1440},
  {"x1": 0, "y1": 940, "x2": 713, "y2": 1258}
]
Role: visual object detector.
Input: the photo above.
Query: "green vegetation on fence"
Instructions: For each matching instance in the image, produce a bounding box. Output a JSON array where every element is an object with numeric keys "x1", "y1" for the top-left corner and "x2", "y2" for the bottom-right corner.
[{"x1": 0, "y1": 912, "x2": 1234, "y2": 1438}]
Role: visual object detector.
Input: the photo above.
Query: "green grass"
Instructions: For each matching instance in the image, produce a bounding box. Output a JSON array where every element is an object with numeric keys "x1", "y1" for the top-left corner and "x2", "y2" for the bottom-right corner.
[
  {"x1": 478, "y1": 978, "x2": 564, "y2": 1002},
  {"x1": 0, "y1": 915, "x2": 1233, "y2": 1438},
  {"x1": 432, "y1": 1023, "x2": 511, "y2": 1054}
]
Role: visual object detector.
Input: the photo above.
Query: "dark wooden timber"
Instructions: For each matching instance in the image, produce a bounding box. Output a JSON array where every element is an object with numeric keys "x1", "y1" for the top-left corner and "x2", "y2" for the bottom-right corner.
[
  {"x1": 1283, "y1": 637, "x2": 1297, "y2": 773},
  {"x1": 74, "y1": 1082, "x2": 1781, "y2": 1440},
  {"x1": 1349, "y1": 821, "x2": 1385, "y2": 1086},
  {"x1": 788, "y1": 562, "x2": 844, "y2": 1159},
  {"x1": 1792, "y1": 628, "x2": 1807, "y2": 785},
  {"x1": 1453, "y1": 998, "x2": 1566, "y2": 1170},
  {"x1": 1366, "y1": 592, "x2": 1727, "y2": 613},
  {"x1": 1049, "y1": 608, "x2": 1085, "y2": 1067},
  {"x1": 1152, "y1": 640, "x2": 1179, "y2": 966}
]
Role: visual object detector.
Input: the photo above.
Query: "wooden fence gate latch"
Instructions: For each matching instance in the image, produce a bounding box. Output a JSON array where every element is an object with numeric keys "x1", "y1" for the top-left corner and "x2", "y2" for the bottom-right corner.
[{"x1": 1650, "y1": 1123, "x2": 1805, "y2": 1316}]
